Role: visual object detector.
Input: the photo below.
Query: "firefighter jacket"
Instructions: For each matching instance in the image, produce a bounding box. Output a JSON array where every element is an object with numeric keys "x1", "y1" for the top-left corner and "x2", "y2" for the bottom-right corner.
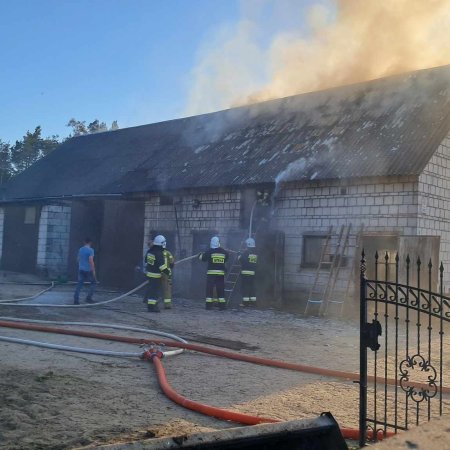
[
  {"x1": 145, "y1": 245, "x2": 171, "y2": 279},
  {"x1": 238, "y1": 249, "x2": 257, "y2": 275},
  {"x1": 199, "y1": 247, "x2": 229, "y2": 276},
  {"x1": 163, "y1": 249, "x2": 175, "y2": 269}
]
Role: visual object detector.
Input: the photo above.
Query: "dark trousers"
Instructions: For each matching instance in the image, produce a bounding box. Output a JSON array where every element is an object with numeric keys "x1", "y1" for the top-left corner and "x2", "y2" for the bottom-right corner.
[
  {"x1": 145, "y1": 276, "x2": 162, "y2": 306},
  {"x1": 205, "y1": 275, "x2": 225, "y2": 303},
  {"x1": 241, "y1": 274, "x2": 256, "y2": 303},
  {"x1": 74, "y1": 270, "x2": 96, "y2": 301}
]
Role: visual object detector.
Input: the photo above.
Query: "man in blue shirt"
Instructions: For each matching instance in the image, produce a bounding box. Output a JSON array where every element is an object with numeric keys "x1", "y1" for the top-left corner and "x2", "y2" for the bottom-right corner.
[{"x1": 73, "y1": 237, "x2": 97, "y2": 305}]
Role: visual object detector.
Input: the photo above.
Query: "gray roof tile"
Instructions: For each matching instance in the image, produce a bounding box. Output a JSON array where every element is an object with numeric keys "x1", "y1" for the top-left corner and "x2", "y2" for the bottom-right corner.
[{"x1": 3, "y1": 64, "x2": 450, "y2": 201}]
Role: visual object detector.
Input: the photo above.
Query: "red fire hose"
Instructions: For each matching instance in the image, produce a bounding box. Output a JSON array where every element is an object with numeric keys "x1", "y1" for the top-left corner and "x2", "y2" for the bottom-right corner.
[
  {"x1": 0, "y1": 320, "x2": 445, "y2": 394},
  {"x1": 146, "y1": 350, "x2": 278, "y2": 425},
  {"x1": 0, "y1": 320, "x2": 402, "y2": 440},
  {"x1": 145, "y1": 349, "x2": 392, "y2": 440}
]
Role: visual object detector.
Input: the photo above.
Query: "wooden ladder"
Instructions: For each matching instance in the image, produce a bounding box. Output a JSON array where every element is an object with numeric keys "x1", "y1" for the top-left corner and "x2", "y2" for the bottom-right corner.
[
  {"x1": 304, "y1": 225, "x2": 344, "y2": 315},
  {"x1": 323, "y1": 223, "x2": 364, "y2": 316},
  {"x1": 322, "y1": 224, "x2": 352, "y2": 315}
]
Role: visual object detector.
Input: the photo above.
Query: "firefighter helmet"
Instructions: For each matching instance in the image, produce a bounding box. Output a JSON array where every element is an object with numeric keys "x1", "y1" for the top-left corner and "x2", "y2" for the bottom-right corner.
[
  {"x1": 153, "y1": 235, "x2": 166, "y2": 248},
  {"x1": 245, "y1": 237, "x2": 255, "y2": 248},
  {"x1": 210, "y1": 236, "x2": 220, "y2": 249}
]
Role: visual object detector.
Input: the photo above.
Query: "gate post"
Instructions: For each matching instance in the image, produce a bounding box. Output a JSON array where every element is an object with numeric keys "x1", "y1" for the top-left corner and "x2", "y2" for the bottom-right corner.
[{"x1": 359, "y1": 251, "x2": 368, "y2": 447}]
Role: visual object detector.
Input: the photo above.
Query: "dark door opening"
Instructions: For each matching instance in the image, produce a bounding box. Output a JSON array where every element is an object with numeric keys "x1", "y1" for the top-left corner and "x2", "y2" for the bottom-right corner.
[
  {"x1": 98, "y1": 200, "x2": 145, "y2": 289},
  {"x1": 254, "y1": 230, "x2": 284, "y2": 307},
  {"x1": 68, "y1": 200, "x2": 104, "y2": 282},
  {"x1": 1, "y1": 205, "x2": 40, "y2": 273}
]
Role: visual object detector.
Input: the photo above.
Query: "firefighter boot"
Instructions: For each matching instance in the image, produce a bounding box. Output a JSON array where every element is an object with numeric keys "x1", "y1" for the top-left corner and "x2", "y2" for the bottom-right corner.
[
  {"x1": 164, "y1": 299, "x2": 172, "y2": 309},
  {"x1": 218, "y1": 298, "x2": 227, "y2": 310},
  {"x1": 147, "y1": 300, "x2": 160, "y2": 313}
]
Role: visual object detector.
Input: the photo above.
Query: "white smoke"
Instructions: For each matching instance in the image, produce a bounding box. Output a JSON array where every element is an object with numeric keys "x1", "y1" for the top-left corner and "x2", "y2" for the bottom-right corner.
[{"x1": 185, "y1": 0, "x2": 450, "y2": 115}]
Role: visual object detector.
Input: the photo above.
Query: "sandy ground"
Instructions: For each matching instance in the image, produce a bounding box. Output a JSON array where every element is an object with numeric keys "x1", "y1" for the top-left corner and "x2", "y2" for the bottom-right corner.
[{"x1": 0, "y1": 270, "x2": 448, "y2": 449}]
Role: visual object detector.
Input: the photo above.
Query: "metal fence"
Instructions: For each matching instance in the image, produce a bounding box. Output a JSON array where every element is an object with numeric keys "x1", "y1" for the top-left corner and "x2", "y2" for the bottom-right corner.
[{"x1": 359, "y1": 251, "x2": 450, "y2": 447}]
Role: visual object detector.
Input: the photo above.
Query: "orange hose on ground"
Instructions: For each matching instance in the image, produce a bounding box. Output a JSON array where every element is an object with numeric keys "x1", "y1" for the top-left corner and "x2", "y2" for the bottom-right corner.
[
  {"x1": 0, "y1": 320, "x2": 396, "y2": 441},
  {"x1": 150, "y1": 353, "x2": 393, "y2": 440},
  {"x1": 152, "y1": 356, "x2": 278, "y2": 425},
  {"x1": 0, "y1": 320, "x2": 447, "y2": 394}
]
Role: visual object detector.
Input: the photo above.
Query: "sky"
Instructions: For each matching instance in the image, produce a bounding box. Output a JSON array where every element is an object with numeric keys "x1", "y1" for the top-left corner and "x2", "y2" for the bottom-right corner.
[
  {"x1": 0, "y1": 0, "x2": 316, "y2": 144},
  {"x1": 3, "y1": 0, "x2": 449, "y2": 145}
]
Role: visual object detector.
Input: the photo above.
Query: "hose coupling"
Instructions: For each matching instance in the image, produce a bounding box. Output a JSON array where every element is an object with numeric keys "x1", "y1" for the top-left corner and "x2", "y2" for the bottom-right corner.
[{"x1": 140, "y1": 346, "x2": 164, "y2": 361}]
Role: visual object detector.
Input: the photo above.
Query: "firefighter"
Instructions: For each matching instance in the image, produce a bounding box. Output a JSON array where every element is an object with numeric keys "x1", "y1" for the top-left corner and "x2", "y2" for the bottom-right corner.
[
  {"x1": 162, "y1": 245, "x2": 175, "y2": 309},
  {"x1": 199, "y1": 236, "x2": 229, "y2": 310},
  {"x1": 144, "y1": 235, "x2": 171, "y2": 312},
  {"x1": 238, "y1": 237, "x2": 258, "y2": 307}
]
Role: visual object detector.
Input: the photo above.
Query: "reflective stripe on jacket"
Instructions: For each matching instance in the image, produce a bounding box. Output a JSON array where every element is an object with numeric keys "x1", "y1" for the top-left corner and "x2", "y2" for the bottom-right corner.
[
  {"x1": 238, "y1": 249, "x2": 257, "y2": 276},
  {"x1": 199, "y1": 247, "x2": 229, "y2": 276},
  {"x1": 145, "y1": 245, "x2": 171, "y2": 278},
  {"x1": 163, "y1": 249, "x2": 175, "y2": 268}
]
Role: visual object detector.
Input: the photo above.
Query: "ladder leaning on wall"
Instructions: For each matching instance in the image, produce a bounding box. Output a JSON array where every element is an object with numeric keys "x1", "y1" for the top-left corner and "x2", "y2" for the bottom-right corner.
[
  {"x1": 324, "y1": 224, "x2": 364, "y2": 316},
  {"x1": 304, "y1": 225, "x2": 336, "y2": 315},
  {"x1": 322, "y1": 224, "x2": 355, "y2": 315},
  {"x1": 304, "y1": 224, "x2": 355, "y2": 315}
]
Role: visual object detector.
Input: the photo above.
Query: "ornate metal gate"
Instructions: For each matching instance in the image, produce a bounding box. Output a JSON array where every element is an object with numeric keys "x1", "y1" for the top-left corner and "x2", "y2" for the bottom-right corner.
[{"x1": 359, "y1": 251, "x2": 449, "y2": 447}]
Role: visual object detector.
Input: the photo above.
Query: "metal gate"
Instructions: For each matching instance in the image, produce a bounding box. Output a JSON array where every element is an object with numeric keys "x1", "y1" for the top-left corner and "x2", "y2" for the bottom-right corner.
[{"x1": 359, "y1": 251, "x2": 449, "y2": 447}]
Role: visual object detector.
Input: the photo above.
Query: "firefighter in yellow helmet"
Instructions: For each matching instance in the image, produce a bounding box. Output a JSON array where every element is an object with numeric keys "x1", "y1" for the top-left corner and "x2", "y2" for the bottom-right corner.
[
  {"x1": 238, "y1": 237, "x2": 257, "y2": 307},
  {"x1": 199, "y1": 236, "x2": 229, "y2": 310}
]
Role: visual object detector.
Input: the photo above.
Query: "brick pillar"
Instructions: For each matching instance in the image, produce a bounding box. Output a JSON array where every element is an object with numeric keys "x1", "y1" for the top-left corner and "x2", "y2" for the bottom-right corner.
[{"x1": 37, "y1": 205, "x2": 72, "y2": 278}]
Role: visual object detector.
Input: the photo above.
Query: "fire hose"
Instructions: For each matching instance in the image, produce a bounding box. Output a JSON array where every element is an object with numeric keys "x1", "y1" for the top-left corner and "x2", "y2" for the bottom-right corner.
[
  {"x1": 0, "y1": 280, "x2": 149, "y2": 307},
  {"x1": 0, "y1": 319, "x2": 403, "y2": 440},
  {"x1": 0, "y1": 282, "x2": 55, "y2": 303},
  {"x1": 0, "y1": 253, "x2": 201, "y2": 307}
]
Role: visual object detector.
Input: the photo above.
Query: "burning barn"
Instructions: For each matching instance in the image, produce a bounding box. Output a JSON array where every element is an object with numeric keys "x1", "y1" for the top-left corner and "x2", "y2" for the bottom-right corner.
[{"x1": 1, "y1": 64, "x2": 450, "y2": 309}]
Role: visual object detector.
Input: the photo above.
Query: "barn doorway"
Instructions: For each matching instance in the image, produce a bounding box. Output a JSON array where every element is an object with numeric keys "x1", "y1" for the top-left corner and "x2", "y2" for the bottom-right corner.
[{"x1": 1, "y1": 205, "x2": 40, "y2": 273}]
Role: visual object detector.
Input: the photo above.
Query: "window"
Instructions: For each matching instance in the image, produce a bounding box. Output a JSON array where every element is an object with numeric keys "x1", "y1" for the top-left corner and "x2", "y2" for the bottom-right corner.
[
  {"x1": 302, "y1": 235, "x2": 327, "y2": 268},
  {"x1": 24, "y1": 207, "x2": 36, "y2": 224}
]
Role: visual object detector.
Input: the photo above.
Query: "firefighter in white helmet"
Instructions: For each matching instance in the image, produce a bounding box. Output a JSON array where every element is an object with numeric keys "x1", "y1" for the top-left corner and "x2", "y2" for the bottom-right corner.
[
  {"x1": 144, "y1": 234, "x2": 171, "y2": 312},
  {"x1": 238, "y1": 237, "x2": 258, "y2": 307},
  {"x1": 198, "y1": 236, "x2": 229, "y2": 310}
]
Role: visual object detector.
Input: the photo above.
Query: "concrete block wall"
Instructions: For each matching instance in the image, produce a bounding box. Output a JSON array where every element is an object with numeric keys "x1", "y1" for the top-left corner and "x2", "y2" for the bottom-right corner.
[
  {"x1": 37, "y1": 205, "x2": 72, "y2": 278},
  {"x1": 272, "y1": 175, "x2": 419, "y2": 295},
  {"x1": 144, "y1": 188, "x2": 242, "y2": 290},
  {"x1": 0, "y1": 207, "x2": 4, "y2": 265},
  {"x1": 418, "y1": 133, "x2": 450, "y2": 288}
]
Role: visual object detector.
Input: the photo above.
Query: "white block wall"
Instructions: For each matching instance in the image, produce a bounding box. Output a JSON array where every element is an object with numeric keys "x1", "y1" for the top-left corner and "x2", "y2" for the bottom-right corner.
[
  {"x1": 144, "y1": 188, "x2": 241, "y2": 288},
  {"x1": 0, "y1": 207, "x2": 4, "y2": 265},
  {"x1": 418, "y1": 133, "x2": 450, "y2": 287},
  {"x1": 37, "y1": 205, "x2": 71, "y2": 278},
  {"x1": 272, "y1": 175, "x2": 419, "y2": 294}
]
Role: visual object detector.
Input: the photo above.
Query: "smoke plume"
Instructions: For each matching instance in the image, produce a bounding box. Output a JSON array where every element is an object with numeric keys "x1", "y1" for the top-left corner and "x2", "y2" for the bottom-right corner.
[{"x1": 185, "y1": 0, "x2": 450, "y2": 115}]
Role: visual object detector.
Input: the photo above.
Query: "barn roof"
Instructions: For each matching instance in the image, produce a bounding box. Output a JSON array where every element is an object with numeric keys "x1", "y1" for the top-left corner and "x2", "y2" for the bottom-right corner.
[{"x1": 3, "y1": 64, "x2": 450, "y2": 202}]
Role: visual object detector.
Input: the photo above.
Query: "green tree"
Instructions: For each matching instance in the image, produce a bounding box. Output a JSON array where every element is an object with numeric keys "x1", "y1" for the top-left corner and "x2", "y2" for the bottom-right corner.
[
  {"x1": 67, "y1": 118, "x2": 119, "y2": 136},
  {"x1": 66, "y1": 118, "x2": 87, "y2": 136},
  {"x1": 0, "y1": 140, "x2": 11, "y2": 185},
  {"x1": 10, "y1": 126, "x2": 59, "y2": 175},
  {"x1": 1, "y1": 118, "x2": 120, "y2": 181}
]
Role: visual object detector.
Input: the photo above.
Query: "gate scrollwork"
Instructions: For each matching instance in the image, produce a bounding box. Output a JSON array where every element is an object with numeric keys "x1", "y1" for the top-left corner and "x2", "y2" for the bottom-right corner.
[{"x1": 399, "y1": 354, "x2": 438, "y2": 403}]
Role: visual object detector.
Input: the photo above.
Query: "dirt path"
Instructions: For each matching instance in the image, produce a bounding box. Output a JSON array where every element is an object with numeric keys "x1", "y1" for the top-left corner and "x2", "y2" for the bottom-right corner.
[{"x1": 0, "y1": 270, "x2": 423, "y2": 449}]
